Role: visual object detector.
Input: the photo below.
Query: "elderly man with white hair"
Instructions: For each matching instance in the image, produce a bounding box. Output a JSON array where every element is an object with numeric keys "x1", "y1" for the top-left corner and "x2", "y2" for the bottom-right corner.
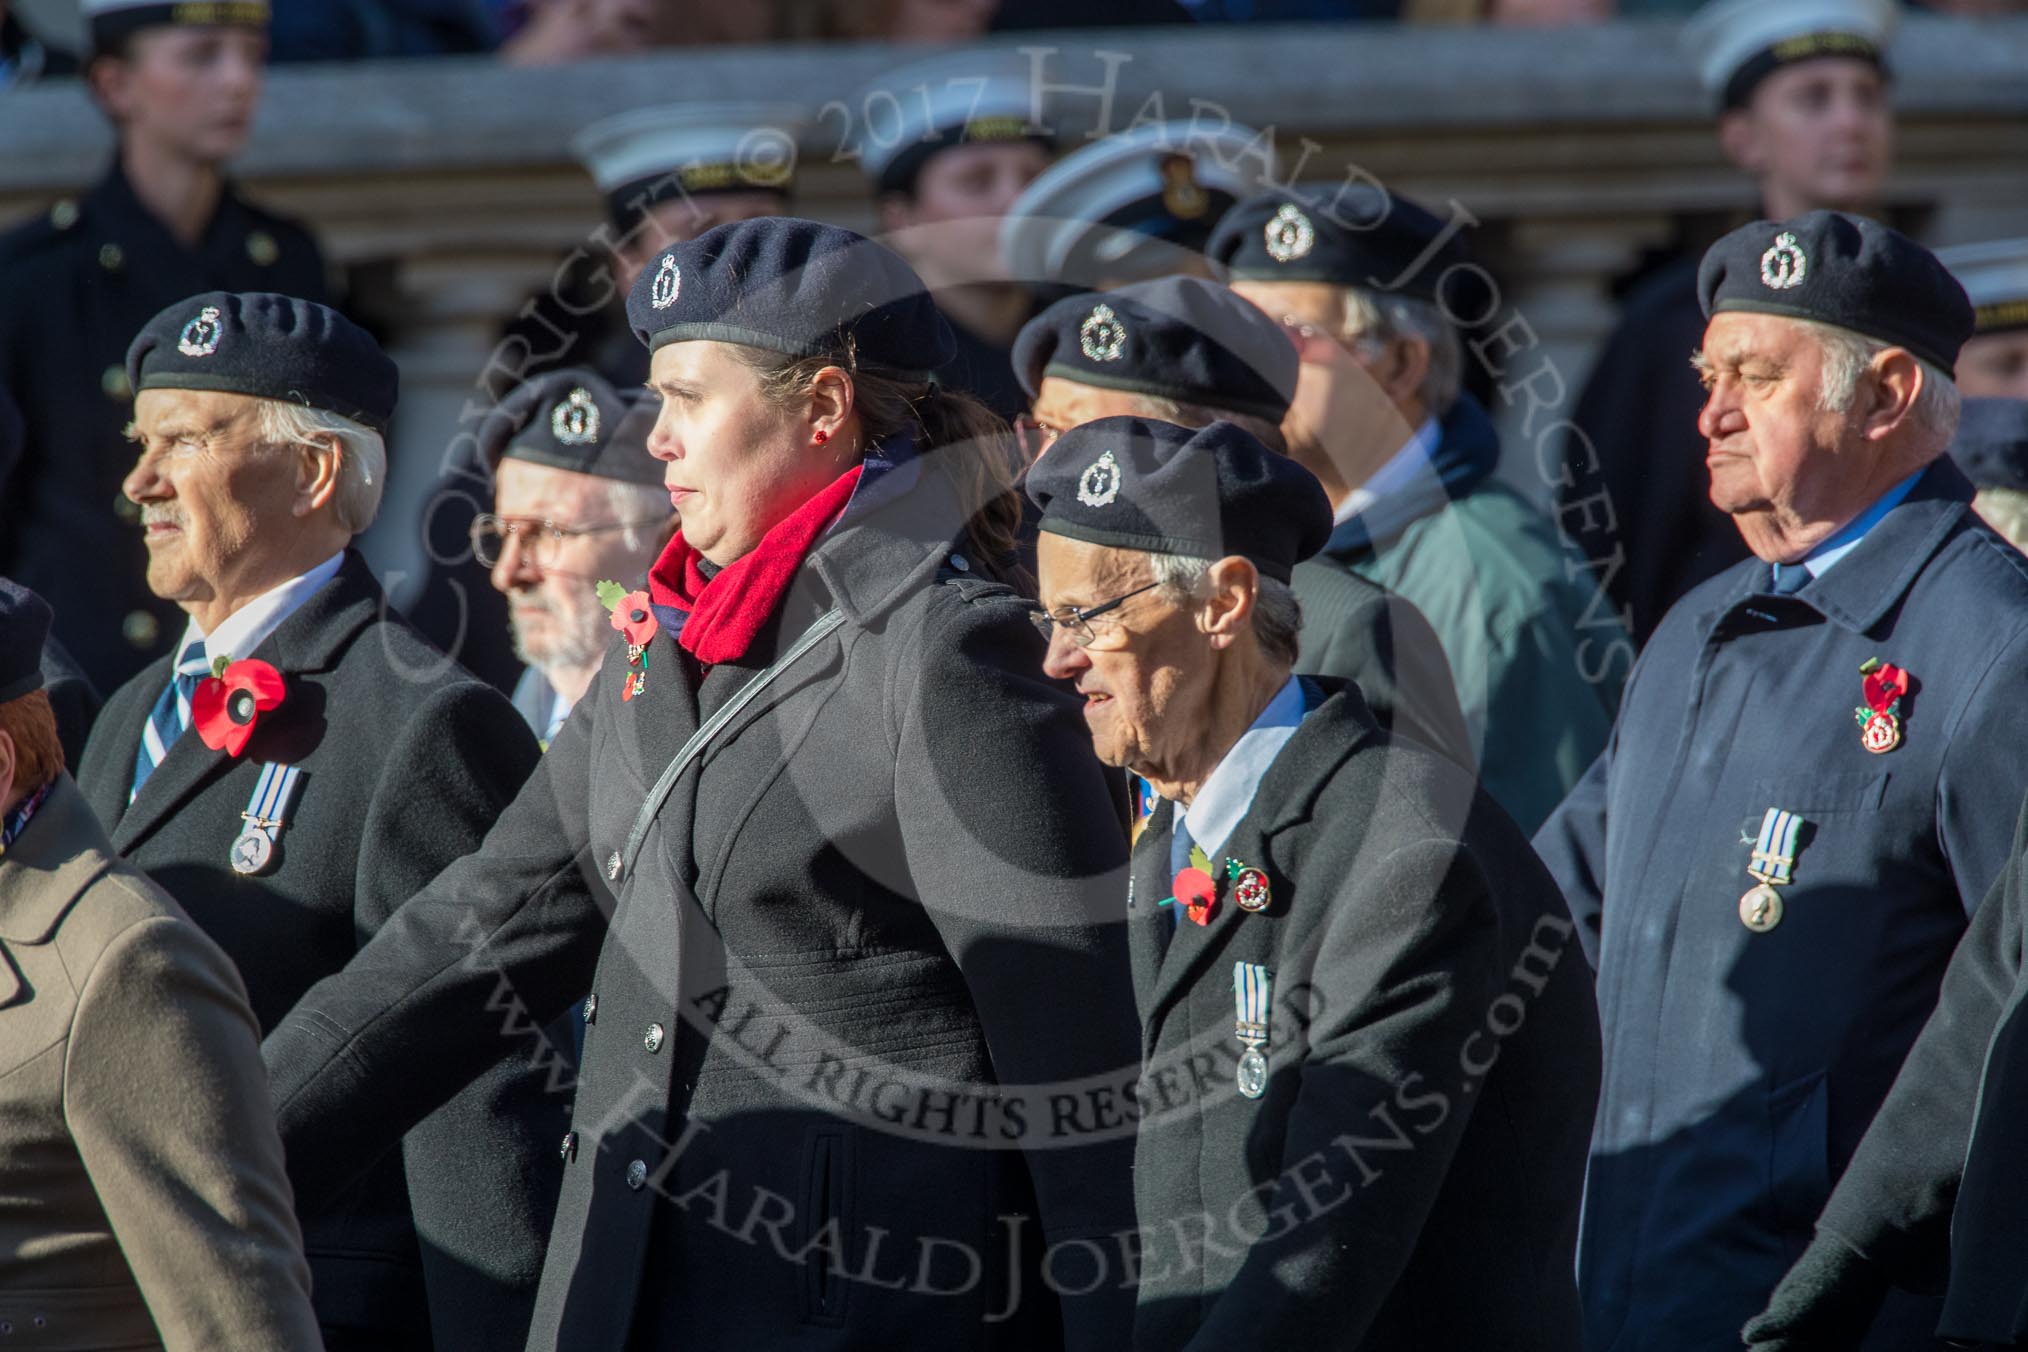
[
  {"x1": 1534, "y1": 211, "x2": 2028, "y2": 1352},
  {"x1": 72, "y1": 292, "x2": 563, "y2": 1352}
]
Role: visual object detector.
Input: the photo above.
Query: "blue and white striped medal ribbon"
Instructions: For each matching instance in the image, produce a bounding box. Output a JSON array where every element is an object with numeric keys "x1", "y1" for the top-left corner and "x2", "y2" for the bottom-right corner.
[
  {"x1": 1233, "y1": 962, "x2": 1273, "y2": 1099},
  {"x1": 1740, "y1": 807, "x2": 1803, "y2": 932},
  {"x1": 230, "y1": 762, "x2": 303, "y2": 876}
]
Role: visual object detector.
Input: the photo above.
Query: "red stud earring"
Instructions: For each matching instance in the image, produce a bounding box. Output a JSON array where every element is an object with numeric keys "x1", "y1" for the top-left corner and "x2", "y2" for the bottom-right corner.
[{"x1": 813, "y1": 430, "x2": 830, "y2": 445}]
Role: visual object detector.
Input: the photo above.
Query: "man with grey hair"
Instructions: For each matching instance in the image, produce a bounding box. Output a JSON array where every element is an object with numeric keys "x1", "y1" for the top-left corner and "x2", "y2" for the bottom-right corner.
[
  {"x1": 72, "y1": 292, "x2": 564, "y2": 1352},
  {"x1": 1210, "y1": 186, "x2": 1628, "y2": 835},
  {"x1": 1534, "y1": 212, "x2": 2028, "y2": 1352},
  {"x1": 1028, "y1": 415, "x2": 1597, "y2": 1350},
  {"x1": 474, "y1": 369, "x2": 672, "y2": 746},
  {"x1": 1012, "y1": 273, "x2": 1475, "y2": 771}
]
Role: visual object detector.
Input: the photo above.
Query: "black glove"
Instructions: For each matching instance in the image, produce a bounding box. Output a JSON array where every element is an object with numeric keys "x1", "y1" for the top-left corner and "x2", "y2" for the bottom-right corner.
[{"x1": 1743, "y1": 1233, "x2": 1892, "y2": 1349}]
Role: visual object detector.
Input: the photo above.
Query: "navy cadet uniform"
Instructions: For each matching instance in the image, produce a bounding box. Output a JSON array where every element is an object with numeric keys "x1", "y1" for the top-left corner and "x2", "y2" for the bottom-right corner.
[
  {"x1": 1029, "y1": 419, "x2": 1598, "y2": 1350},
  {"x1": 0, "y1": 0, "x2": 326, "y2": 694},
  {"x1": 1209, "y1": 189, "x2": 1629, "y2": 835},
  {"x1": 71, "y1": 295, "x2": 562, "y2": 1352},
  {"x1": 472, "y1": 368, "x2": 667, "y2": 745},
  {"x1": 1011, "y1": 273, "x2": 1476, "y2": 770},
  {"x1": 999, "y1": 119, "x2": 1277, "y2": 294},
  {"x1": 852, "y1": 53, "x2": 1058, "y2": 421},
  {"x1": 0, "y1": 391, "x2": 102, "y2": 764},
  {"x1": 1532, "y1": 212, "x2": 2028, "y2": 1352},
  {"x1": 491, "y1": 103, "x2": 800, "y2": 402},
  {"x1": 253, "y1": 220, "x2": 1141, "y2": 1351},
  {"x1": 1557, "y1": 0, "x2": 1897, "y2": 644},
  {"x1": 1941, "y1": 236, "x2": 2028, "y2": 399},
  {"x1": 1745, "y1": 396, "x2": 2028, "y2": 1352}
]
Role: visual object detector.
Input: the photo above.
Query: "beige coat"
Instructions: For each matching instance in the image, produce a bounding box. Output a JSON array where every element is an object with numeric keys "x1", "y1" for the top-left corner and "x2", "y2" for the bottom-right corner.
[{"x1": 0, "y1": 774, "x2": 322, "y2": 1352}]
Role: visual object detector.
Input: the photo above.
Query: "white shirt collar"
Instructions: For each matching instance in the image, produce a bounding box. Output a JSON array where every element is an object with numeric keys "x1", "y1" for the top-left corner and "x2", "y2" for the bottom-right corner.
[
  {"x1": 174, "y1": 552, "x2": 346, "y2": 670},
  {"x1": 1334, "y1": 414, "x2": 1440, "y2": 527},
  {"x1": 1175, "y1": 675, "x2": 1306, "y2": 862}
]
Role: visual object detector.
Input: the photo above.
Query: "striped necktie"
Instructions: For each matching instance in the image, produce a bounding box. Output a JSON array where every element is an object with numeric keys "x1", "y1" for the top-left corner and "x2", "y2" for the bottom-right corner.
[{"x1": 131, "y1": 640, "x2": 210, "y2": 800}]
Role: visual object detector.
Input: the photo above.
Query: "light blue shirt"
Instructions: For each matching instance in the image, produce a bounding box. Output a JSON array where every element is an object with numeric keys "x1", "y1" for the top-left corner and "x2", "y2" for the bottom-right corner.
[
  {"x1": 1771, "y1": 470, "x2": 1925, "y2": 590},
  {"x1": 1175, "y1": 675, "x2": 1306, "y2": 861},
  {"x1": 1335, "y1": 415, "x2": 1441, "y2": 526}
]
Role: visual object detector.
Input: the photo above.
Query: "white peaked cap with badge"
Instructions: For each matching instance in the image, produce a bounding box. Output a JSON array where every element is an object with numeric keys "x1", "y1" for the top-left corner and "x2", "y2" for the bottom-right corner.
[
  {"x1": 851, "y1": 49, "x2": 1050, "y2": 190},
  {"x1": 572, "y1": 102, "x2": 808, "y2": 196},
  {"x1": 1681, "y1": 0, "x2": 1898, "y2": 98},
  {"x1": 1938, "y1": 239, "x2": 2028, "y2": 334},
  {"x1": 998, "y1": 120, "x2": 1278, "y2": 288}
]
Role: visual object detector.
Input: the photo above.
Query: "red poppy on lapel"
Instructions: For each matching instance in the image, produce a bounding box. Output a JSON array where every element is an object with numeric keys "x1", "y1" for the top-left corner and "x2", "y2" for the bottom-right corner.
[
  {"x1": 192, "y1": 659, "x2": 286, "y2": 757},
  {"x1": 608, "y1": 589, "x2": 658, "y2": 648},
  {"x1": 1160, "y1": 866, "x2": 1218, "y2": 927}
]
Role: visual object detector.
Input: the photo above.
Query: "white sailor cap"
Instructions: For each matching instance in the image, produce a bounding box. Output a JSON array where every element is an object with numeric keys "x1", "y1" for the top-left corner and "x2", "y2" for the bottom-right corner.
[
  {"x1": 852, "y1": 51, "x2": 1055, "y2": 195},
  {"x1": 1681, "y1": 0, "x2": 1898, "y2": 109},
  {"x1": 84, "y1": 0, "x2": 269, "y2": 51},
  {"x1": 572, "y1": 103, "x2": 806, "y2": 230},
  {"x1": 998, "y1": 120, "x2": 1280, "y2": 290},
  {"x1": 1939, "y1": 238, "x2": 2028, "y2": 336}
]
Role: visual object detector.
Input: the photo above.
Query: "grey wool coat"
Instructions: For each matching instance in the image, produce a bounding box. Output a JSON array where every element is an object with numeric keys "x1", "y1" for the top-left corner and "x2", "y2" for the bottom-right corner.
[
  {"x1": 75, "y1": 552, "x2": 564, "y2": 1352},
  {"x1": 1127, "y1": 680, "x2": 1600, "y2": 1351},
  {"x1": 0, "y1": 774, "x2": 322, "y2": 1351},
  {"x1": 259, "y1": 449, "x2": 1144, "y2": 1351}
]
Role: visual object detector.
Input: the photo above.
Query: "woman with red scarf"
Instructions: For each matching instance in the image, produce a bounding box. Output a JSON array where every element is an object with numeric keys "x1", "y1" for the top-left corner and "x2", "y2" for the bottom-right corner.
[{"x1": 259, "y1": 219, "x2": 1141, "y2": 1351}]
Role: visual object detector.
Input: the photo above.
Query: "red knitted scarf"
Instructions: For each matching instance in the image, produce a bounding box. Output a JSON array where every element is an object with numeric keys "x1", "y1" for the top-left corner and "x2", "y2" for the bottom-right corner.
[{"x1": 646, "y1": 464, "x2": 863, "y2": 665}]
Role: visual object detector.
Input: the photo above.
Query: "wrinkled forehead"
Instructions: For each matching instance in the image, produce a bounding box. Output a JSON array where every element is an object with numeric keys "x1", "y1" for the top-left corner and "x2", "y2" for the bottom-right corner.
[
  {"x1": 130, "y1": 385, "x2": 263, "y2": 436},
  {"x1": 1035, "y1": 532, "x2": 1157, "y2": 606},
  {"x1": 1700, "y1": 310, "x2": 1829, "y2": 367},
  {"x1": 493, "y1": 457, "x2": 609, "y2": 519}
]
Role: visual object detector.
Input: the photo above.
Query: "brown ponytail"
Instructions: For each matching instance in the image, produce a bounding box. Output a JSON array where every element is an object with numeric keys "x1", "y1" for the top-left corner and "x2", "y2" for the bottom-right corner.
[{"x1": 733, "y1": 341, "x2": 1032, "y2": 592}]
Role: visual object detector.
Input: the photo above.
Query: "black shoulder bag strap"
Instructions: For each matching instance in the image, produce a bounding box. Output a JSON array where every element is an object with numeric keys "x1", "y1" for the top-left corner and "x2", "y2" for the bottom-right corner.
[{"x1": 617, "y1": 607, "x2": 847, "y2": 878}]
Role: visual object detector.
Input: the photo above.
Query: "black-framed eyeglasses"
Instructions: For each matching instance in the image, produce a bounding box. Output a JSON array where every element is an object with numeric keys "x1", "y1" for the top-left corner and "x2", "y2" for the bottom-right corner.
[
  {"x1": 1028, "y1": 581, "x2": 1161, "y2": 648},
  {"x1": 469, "y1": 513, "x2": 670, "y2": 569}
]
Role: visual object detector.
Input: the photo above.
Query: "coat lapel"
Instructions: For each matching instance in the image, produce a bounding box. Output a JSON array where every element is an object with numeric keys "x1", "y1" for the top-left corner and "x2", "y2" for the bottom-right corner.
[
  {"x1": 1138, "y1": 685, "x2": 1372, "y2": 1056},
  {"x1": 1127, "y1": 799, "x2": 1175, "y2": 1026},
  {"x1": 112, "y1": 552, "x2": 378, "y2": 855},
  {"x1": 84, "y1": 654, "x2": 170, "y2": 835},
  {"x1": 0, "y1": 777, "x2": 117, "y2": 1008}
]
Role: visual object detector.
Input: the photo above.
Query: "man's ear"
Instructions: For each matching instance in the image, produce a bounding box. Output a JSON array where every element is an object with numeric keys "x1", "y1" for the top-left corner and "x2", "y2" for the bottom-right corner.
[
  {"x1": 1859, "y1": 347, "x2": 1925, "y2": 444},
  {"x1": 1199, "y1": 556, "x2": 1260, "y2": 651},
  {"x1": 294, "y1": 435, "x2": 343, "y2": 517},
  {"x1": 1379, "y1": 333, "x2": 1432, "y2": 411},
  {"x1": 0, "y1": 727, "x2": 18, "y2": 818}
]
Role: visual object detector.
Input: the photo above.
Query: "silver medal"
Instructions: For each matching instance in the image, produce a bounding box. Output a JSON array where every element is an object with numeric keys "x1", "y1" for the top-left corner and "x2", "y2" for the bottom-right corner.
[
  {"x1": 1237, "y1": 1045, "x2": 1269, "y2": 1099},
  {"x1": 230, "y1": 828, "x2": 275, "y2": 876},
  {"x1": 1233, "y1": 961, "x2": 1273, "y2": 1100}
]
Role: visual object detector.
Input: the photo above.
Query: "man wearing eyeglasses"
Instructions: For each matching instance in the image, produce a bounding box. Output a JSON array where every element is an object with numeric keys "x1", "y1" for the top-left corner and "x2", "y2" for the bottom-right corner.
[
  {"x1": 1012, "y1": 273, "x2": 1475, "y2": 773},
  {"x1": 1211, "y1": 187, "x2": 1629, "y2": 836},
  {"x1": 1026, "y1": 416, "x2": 1598, "y2": 1352},
  {"x1": 474, "y1": 370, "x2": 672, "y2": 746}
]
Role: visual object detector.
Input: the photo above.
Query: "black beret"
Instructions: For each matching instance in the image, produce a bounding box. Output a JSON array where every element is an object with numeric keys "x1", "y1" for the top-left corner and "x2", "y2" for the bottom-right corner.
[
  {"x1": 1208, "y1": 185, "x2": 1477, "y2": 310},
  {"x1": 479, "y1": 369, "x2": 661, "y2": 488},
  {"x1": 126, "y1": 292, "x2": 399, "y2": 433},
  {"x1": 626, "y1": 218, "x2": 955, "y2": 376},
  {"x1": 1950, "y1": 398, "x2": 2028, "y2": 495},
  {"x1": 1697, "y1": 211, "x2": 1976, "y2": 375},
  {"x1": 1012, "y1": 276, "x2": 1297, "y2": 422},
  {"x1": 1027, "y1": 416, "x2": 1330, "y2": 583},
  {"x1": 0, "y1": 578, "x2": 52, "y2": 704}
]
